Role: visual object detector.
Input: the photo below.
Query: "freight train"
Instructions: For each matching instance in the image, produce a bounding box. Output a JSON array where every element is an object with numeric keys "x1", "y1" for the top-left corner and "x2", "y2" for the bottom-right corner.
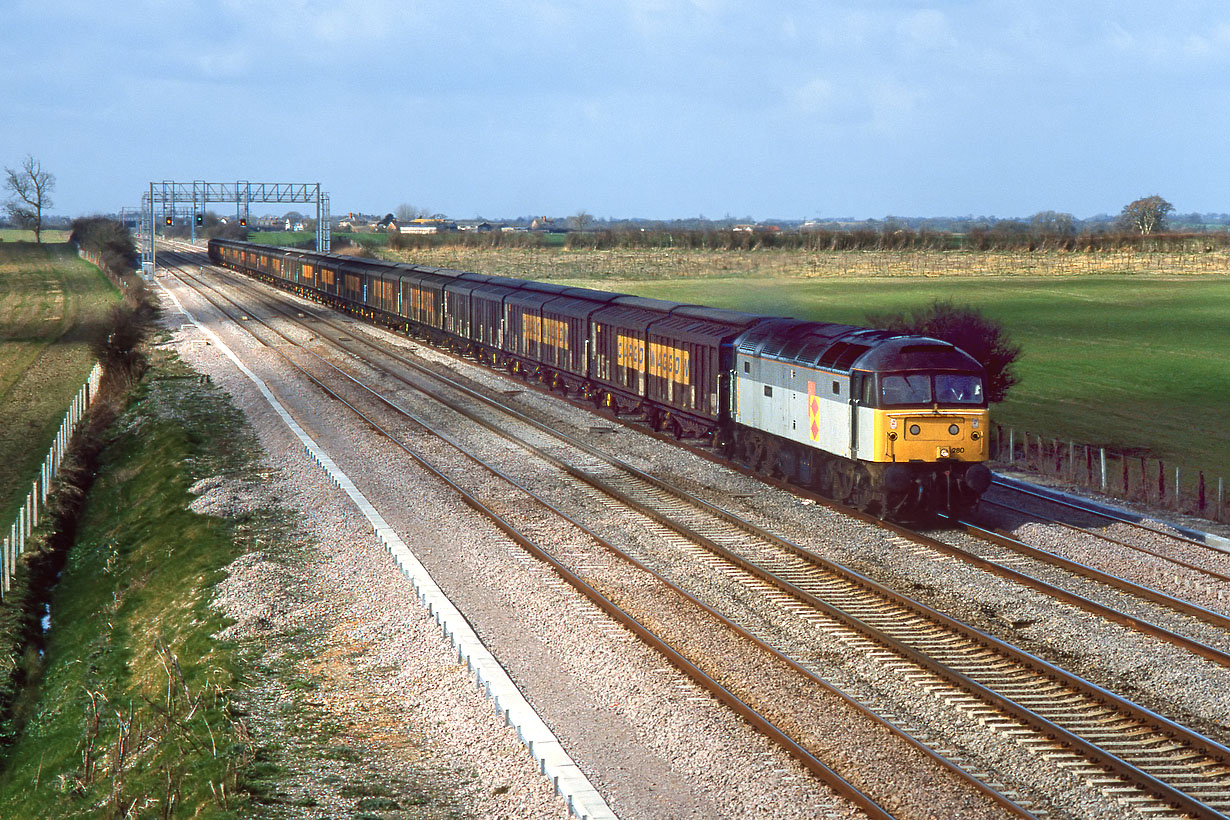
[{"x1": 207, "y1": 238, "x2": 992, "y2": 519}]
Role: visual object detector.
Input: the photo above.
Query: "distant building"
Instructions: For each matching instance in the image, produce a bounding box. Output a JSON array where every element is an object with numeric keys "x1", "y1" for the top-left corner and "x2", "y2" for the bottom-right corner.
[{"x1": 398, "y1": 217, "x2": 457, "y2": 234}]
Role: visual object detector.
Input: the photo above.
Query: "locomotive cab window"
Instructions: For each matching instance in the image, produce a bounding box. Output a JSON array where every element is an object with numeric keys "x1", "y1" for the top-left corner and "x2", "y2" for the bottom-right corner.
[
  {"x1": 878, "y1": 372, "x2": 986, "y2": 407},
  {"x1": 881, "y1": 374, "x2": 932, "y2": 405},
  {"x1": 935, "y1": 373, "x2": 984, "y2": 405}
]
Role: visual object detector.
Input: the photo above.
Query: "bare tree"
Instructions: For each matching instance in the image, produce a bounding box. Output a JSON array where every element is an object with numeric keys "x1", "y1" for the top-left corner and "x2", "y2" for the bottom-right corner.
[
  {"x1": 4, "y1": 155, "x2": 55, "y2": 242},
  {"x1": 1029, "y1": 210, "x2": 1076, "y2": 238},
  {"x1": 395, "y1": 203, "x2": 430, "y2": 221},
  {"x1": 1119, "y1": 195, "x2": 1174, "y2": 235},
  {"x1": 569, "y1": 210, "x2": 593, "y2": 231}
]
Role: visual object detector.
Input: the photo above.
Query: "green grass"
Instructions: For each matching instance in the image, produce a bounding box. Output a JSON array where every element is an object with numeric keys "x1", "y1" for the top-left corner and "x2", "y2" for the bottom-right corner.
[
  {"x1": 589, "y1": 273, "x2": 1230, "y2": 482},
  {"x1": 0, "y1": 243, "x2": 119, "y2": 526},
  {"x1": 0, "y1": 353, "x2": 263, "y2": 817},
  {"x1": 0, "y1": 229, "x2": 71, "y2": 243}
]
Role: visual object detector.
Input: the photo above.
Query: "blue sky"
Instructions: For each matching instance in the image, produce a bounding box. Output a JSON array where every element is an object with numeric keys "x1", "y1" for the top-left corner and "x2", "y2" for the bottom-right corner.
[{"x1": 3, "y1": 1, "x2": 1228, "y2": 221}]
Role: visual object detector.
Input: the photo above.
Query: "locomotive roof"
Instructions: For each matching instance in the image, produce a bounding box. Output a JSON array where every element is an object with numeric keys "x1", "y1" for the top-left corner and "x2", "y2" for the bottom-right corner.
[
  {"x1": 734, "y1": 319, "x2": 982, "y2": 374},
  {"x1": 853, "y1": 337, "x2": 982, "y2": 372}
]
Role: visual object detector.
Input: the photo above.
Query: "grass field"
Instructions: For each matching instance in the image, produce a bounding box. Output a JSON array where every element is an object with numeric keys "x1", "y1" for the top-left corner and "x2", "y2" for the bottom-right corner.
[
  {"x1": 380, "y1": 245, "x2": 1230, "y2": 281},
  {"x1": 0, "y1": 229, "x2": 71, "y2": 243},
  {"x1": 0, "y1": 243, "x2": 119, "y2": 526}
]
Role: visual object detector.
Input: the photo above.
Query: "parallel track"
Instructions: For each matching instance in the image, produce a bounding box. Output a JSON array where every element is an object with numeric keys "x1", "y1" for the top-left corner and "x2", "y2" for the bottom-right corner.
[
  {"x1": 167, "y1": 247, "x2": 1230, "y2": 818},
  {"x1": 159, "y1": 252, "x2": 902, "y2": 820},
  {"x1": 992, "y1": 480, "x2": 1227, "y2": 555}
]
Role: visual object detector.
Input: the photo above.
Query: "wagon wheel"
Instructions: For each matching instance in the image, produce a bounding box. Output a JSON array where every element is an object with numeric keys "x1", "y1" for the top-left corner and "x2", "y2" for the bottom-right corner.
[
  {"x1": 772, "y1": 442, "x2": 796, "y2": 481},
  {"x1": 742, "y1": 433, "x2": 766, "y2": 471},
  {"x1": 830, "y1": 463, "x2": 855, "y2": 505},
  {"x1": 670, "y1": 417, "x2": 685, "y2": 440},
  {"x1": 813, "y1": 457, "x2": 835, "y2": 496},
  {"x1": 848, "y1": 465, "x2": 879, "y2": 515},
  {"x1": 761, "y1": 438, "x2": 783, "y2": 477}
]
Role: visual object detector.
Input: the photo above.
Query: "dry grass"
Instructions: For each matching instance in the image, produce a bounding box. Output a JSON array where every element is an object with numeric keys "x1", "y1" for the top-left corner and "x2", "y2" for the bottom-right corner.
[{"x1": 379, "y1": 246, "x2": 1230, "y2": 282}]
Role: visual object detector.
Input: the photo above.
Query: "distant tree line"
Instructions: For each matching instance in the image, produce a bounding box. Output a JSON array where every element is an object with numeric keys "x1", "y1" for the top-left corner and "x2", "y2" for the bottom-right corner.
[
  {"x1": 185, "y1": 193, "x2": 1230, "y2": 256},
  {"x1": 368, "y1": 196, "x2": 1230, "y2": 254}
]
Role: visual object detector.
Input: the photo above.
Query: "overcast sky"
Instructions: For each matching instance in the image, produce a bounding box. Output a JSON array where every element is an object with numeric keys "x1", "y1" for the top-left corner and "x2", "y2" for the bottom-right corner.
[{"x1": 3, "y1": 0, "x2": 1228, "y2": 221}]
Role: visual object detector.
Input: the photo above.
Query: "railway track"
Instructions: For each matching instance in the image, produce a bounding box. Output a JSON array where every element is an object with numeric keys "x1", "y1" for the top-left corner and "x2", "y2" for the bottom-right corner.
[
  {"x1": 162, "y1": 248, "x2": 1230, "y2": 819},
  {"x1": 978, "y1": 480, "x2": 1230, "y2": 590},
  {"x1": 156, "y1": 252, "x2": 905, "y2": 820},
  {"x1": 912, "y1": 517, "x2": 1230, "y2": 665}
]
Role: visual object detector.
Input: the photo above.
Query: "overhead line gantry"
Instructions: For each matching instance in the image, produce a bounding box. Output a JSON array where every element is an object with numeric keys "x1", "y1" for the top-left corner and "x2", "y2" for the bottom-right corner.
[{"x1": 140, "y1": 180, "x2": 331, "y2": 270}]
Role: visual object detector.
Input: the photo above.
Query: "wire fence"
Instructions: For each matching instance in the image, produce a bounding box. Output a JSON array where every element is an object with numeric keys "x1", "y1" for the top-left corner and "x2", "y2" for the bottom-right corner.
[
  {"x1": 991, "y1": 423, "x2": 1225, "y2": 523},
  {"x1": 1, "y1": 363, "x2": 103, "y2": 600}
]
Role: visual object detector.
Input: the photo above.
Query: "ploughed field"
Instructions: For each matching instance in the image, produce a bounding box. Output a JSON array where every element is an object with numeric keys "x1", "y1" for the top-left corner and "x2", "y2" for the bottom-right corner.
[
  {"x1": 373, "y1": 244, "x2": 1227, "y2": 484},
  {"x1": 0, "y1": 243, "x2": 118, "y2": 524}
]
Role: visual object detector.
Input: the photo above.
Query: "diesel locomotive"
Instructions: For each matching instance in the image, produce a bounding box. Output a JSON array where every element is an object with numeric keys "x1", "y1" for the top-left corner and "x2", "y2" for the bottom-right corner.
[{"x1": 208, "y1": 238, "x2": 992, "y2": 519}]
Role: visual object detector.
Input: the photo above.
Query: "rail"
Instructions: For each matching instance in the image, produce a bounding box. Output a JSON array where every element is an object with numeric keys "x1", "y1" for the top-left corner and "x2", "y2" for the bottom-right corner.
[
  {"x1": 178, "y1": 251, "x2": 1230, "y2": 817},
  {"x1": 1, "y1": 363, "x2": 103, "y2": 600}
]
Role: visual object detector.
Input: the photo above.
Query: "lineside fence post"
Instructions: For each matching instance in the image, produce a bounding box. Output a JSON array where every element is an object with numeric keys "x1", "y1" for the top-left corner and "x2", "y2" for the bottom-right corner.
[
  {"x1": 0, "y1": 363, "x2": 101, "y2": 601},
  {"x1": 990, "y1": 424, "x2": 1223, "y2": 524}
]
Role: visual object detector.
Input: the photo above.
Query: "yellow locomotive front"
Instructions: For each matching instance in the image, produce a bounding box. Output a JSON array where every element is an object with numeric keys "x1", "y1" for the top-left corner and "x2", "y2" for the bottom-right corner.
[
  {"x1": 868, "y1": 372, "x2": 989, "y2": 463},
  {"x1": 853, "y1": 347, "x2": 993, "y2": 517}
]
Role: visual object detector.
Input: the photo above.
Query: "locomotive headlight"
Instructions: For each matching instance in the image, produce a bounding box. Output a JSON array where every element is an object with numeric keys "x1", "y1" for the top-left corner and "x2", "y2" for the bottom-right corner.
[
  {"x1": 938, "y1": 447, "x2": 951, "y2": 458},
  {"x1": 909, "y1": 424, "x2": 921, "y2": 436},
  {"x1": 949, "y1": 424, "x2": 960, "y2": 436}
]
